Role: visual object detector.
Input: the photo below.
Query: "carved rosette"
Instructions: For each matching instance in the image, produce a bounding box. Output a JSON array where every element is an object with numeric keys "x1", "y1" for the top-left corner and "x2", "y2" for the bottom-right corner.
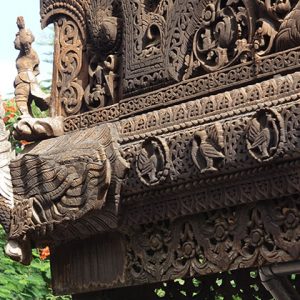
[
  {"x1": 124, "y1": 197, "x2": 300, "y2": 286},
  {"x1": 246, "y1": 108, "x2": 285, "y2": 162},
  {"x1": 136, "y1": 137, "x2": 171, "y2": 186}
]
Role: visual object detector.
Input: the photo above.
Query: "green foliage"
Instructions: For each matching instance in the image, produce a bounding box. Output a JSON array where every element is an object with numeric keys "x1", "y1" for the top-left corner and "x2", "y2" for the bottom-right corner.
[
  {"x1": 0, "y1": 228, "x2": 70, "y2": 300},
  {"x1": 31, "y1": 100, "x2": 49, "y2": 118},
  {"x1": 3, "y1": 99, "x2": 22, "y2": 153},
  {"x1": 1, "y1": 98, "x2": 69, "y2": 299}
]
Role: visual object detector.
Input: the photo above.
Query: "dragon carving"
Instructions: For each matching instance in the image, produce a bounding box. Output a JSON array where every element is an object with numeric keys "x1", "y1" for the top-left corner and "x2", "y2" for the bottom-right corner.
[{"x1": 0, "y1": 107, "x2": 128, "y2": 264}]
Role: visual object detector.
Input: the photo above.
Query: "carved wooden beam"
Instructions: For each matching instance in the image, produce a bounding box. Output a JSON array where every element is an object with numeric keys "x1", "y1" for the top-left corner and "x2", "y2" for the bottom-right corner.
[{"x1": 4, "y1": 0, "x2": 300, "y2": 296}]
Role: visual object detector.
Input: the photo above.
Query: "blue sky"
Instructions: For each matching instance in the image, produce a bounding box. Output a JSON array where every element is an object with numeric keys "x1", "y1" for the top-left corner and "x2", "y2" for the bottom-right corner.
[{"x1": 0, "y1": 0, "x2": 53, "y2": 98}]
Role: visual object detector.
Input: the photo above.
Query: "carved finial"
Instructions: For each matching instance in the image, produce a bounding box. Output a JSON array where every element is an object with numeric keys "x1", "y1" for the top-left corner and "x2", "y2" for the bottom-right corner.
[
  {"x1": 12, "y1": 17, "x2": 65, "y2": 142},
  {"x1": 16, "y1": 16, "x2": 25, "y2": 30},
  {"x1": 14, "y1": 16, "x2": 44, "y2": 117}
]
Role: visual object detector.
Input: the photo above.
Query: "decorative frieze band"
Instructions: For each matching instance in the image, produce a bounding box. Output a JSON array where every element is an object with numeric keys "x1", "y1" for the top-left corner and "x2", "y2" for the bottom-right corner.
[
  {"x1": 51, "y1": 195, "x2": 300, "y2": 294},
  {"x1": 63, "y1": 47, "x2": 300, "y2": 132}
]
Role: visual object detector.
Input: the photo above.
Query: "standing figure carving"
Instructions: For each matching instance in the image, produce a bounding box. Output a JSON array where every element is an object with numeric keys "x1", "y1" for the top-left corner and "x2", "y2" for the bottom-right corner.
[
  {"x1": 14, "y1": 16, "x2": 49, "y2": 116},
  {"x1": 13, "y1": 16, "x2": 64, "y2": 141},
  {"x1": 84, "y1": 0, "x2": 122, "y2": 109}
]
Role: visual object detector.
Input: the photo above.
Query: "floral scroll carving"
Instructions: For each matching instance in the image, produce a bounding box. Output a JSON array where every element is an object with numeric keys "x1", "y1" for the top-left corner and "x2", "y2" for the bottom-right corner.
[
  {"x1": 189, "y1": 0, "x2": 255, "y2": 75},
  {"x1": 56, "y1": 17, "x2": 84, "y2": 116},
  {"x1": 125, "y1": 196, "x2": 300, "y2": 285}
]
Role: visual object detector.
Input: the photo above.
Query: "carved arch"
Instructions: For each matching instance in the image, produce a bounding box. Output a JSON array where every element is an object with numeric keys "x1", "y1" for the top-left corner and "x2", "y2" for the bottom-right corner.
[
  {"x1": 40, "y1": 0, "x2": 87, "y2": 38},
  {"x1": 40, "y1": 0, "x2": 88, "y2": 117}
]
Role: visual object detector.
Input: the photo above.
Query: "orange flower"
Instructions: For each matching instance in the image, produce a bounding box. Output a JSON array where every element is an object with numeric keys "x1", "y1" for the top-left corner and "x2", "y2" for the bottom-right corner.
[
  {"x1": 20, "y1": 140, "x2": 32, "y2": 146},
  {"x1": 5, "y1": 106, "x2": 17, "y2": 113},
  {"x1": 39, "y1": 246, "x2": 50, "y2": 260}
]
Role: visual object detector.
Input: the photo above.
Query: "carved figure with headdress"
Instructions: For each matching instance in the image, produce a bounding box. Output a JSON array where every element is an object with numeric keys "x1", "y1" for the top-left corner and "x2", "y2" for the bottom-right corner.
[{"x1": 14, "y1": 16, "x2": 49, "y2": 116}]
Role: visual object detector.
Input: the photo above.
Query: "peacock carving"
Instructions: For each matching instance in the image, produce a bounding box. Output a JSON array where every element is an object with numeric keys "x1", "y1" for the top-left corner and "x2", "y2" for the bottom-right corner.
[
  {"x1": 86, "y1": 0, "x2": 122, "y2": 54},
  {"x1": 275, "y1": 0, "x2": 300, "y2": 50},
  {"x1": 191, "y1": 123, "x2": 225, "y2": 173},
  {"x1": 246, "y1": 109, "x2": 281, "y2": 161},
  {"x1": 136, "y1": 137, "x2": 171, "y2": 186}
]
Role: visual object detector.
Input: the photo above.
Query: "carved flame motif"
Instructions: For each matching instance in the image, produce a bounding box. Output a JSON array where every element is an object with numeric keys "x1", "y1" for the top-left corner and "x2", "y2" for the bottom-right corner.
[
  {"x1": 136, "y1": 137, "x2": 171, "y2": 186},
  {"x1": 246, "y1": 108, "x2": 285, "y2": 162},
  {"x1": 191, "y1": 123, "x2": 225, "y2": 173}
]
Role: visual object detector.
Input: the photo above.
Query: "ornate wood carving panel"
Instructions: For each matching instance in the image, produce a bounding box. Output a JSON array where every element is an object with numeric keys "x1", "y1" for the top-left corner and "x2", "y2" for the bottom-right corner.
[
  {"x1": 5, "y1": 0, "x2": 300, "y2": 296},
  {"x1": 51, "y1": 196, "x2": 300, "y2": 294}
]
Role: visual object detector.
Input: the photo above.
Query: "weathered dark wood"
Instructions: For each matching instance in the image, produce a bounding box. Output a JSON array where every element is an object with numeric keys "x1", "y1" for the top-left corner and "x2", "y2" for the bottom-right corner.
[
  {"x1": 2, "y1": 0, "x2": 300, "y2": 297},
  {"x1": 72, "y1": 282, "x2": 161, "y2": 300}
]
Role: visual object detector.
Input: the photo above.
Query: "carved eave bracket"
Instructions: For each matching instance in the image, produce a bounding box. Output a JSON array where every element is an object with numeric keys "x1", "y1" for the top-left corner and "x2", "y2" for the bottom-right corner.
[
  {"x1": 8, "y1": 124, "x2": 128, "y2": 253},
  {"x1": 40, "y1": 0, "x2": 88, "y2": 117}
]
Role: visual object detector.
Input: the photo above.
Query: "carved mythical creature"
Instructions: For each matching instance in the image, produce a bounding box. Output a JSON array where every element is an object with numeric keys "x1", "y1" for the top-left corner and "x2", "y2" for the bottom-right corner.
[
  {"x1": 14, "y1": 17, "x2": 49, "y2": 116},
  {"x1": 275, "y1": 1, "x2": 300, "y2": 50},
  {"x1": 253, "y1": 19, "x2": 278, "y2": 55},
  {"x1": 2, "y1": 125, "x2": 128, "y2": 265},
  {"x1": 192, "y1": 123, "x2": 225, "y2": 173},
  {"x1": 84, "y1": 0, "x2": 122, "y2": 108}
]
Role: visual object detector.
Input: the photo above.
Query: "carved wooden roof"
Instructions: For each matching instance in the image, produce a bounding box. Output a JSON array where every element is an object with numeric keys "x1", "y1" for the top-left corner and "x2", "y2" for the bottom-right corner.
[{"x1": 5, "y1": 0, "x2": 300, "y2": 296}]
